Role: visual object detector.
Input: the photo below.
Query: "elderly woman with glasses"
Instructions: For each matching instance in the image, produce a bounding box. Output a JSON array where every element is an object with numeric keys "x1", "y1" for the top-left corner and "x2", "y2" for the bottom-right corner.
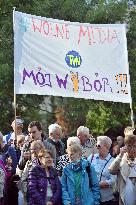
[
  {"x1": 88, "y1": 136, "x2": 117, "y2": 205},
  {"x1": 28, "y1": 149, "x2": 62, "y2": 205},
  {"x1": 109, "y1": 134, "x2": 136, "y2": 205}
]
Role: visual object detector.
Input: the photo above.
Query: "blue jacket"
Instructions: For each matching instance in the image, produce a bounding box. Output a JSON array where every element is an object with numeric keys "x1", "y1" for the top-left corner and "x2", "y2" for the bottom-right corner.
[
  {"x1": 0, "y1": 144, "x2": 17, "y2": 174},
  {"x1": 61, "y1": 158, "x2": 100, "y2": 205}
]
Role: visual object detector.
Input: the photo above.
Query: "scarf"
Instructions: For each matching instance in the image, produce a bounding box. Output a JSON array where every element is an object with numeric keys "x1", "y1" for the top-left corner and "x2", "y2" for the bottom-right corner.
[{"x1": 71, "y1": 159, "x2": 82, "y2": 172}]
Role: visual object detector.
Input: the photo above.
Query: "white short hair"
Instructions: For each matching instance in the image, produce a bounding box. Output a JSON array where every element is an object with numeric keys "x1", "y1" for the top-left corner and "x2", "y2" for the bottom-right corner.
[
  {"x1": 77, "y1": 126, "x2": 89, "y2": 136},
  {"x1": 67, "y1": 136, "x2": 80, "y2": 147},
  {"x1": 97, "y1": 136, "x2": 112, "y2": 149},
  {"x1": 48, "y1": 123, "x2": 62, "y2": 135}
]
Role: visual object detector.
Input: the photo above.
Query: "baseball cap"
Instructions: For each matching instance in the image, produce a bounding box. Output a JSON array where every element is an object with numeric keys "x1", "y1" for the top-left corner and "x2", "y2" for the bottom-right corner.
[{"x1": 11, "y1": 118, "x2": 24, "y2": 127}]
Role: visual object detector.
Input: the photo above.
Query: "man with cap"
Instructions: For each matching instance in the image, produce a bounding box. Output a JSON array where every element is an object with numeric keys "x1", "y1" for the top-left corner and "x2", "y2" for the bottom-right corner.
[{"x1": 3, "y1": 116, "x2": 24, "y2": 145}]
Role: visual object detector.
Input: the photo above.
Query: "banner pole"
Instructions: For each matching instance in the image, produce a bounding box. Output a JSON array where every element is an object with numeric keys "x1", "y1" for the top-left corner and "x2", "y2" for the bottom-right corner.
[
  {"x1": 130, "y1": 101, "x2": 134, "y2": 128},
  {"x1": 13, "y1": 7, "x2": 17, "y2": 142},
  {"x1": 14, "y1": 94, "x2": 17, "y2": 141}
]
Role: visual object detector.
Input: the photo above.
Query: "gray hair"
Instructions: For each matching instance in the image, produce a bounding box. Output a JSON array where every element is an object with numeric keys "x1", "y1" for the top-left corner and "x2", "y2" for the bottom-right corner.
[
  {"x1": 77, "y1": 126, "x2": 89, "y2": 136},
  {"x1": 67, "y1": 136, "x2": 80, "y2": 147},
  {"x1": 97, "y1": 136, "x2": 112, "y2": 149},
  {"x1": 67, "y1": 144, "x2": 82, "y2": 154},
  {"x1": 0, "y1": 132, "x2": 3, "y2": 138},
  {"x1": 48, "y1": 123, "x2": 62, "y2": 135}
]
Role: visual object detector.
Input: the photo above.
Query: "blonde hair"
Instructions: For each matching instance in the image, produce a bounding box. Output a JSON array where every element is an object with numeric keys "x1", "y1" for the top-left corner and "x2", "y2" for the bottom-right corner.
[
  {"x1": 67, "y1": 144, "x2": 82, "y2": 154},
  {"x1": 31, "y1": 140, "x2": 45, "y2": 157},
  {"x1": 38, "y1": 149, "x2": 53, "y2": 158},
  {"x1": 17, "y1": 135, "x2": 25, "y2": 146},
  {"x1": 97, "y1": 136, "x2": 112, "y2": 149}
]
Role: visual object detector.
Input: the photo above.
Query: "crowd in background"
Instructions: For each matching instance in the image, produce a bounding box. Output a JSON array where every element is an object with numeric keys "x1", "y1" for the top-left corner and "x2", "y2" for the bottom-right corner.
[{"x1": 0, "y1": 116, "x2": 136, "y2": 205}]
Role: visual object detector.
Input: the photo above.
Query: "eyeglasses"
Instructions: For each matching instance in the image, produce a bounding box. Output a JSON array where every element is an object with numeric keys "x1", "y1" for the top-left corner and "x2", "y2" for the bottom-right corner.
[{"x1": 96, "y1": 144, "x2": 102, "y2": 148}]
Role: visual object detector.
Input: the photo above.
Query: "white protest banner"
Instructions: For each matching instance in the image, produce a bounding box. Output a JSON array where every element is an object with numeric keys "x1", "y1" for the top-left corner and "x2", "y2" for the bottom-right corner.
[{"x1": 13, "y1": 11, "x2": 131, "y2": 103}]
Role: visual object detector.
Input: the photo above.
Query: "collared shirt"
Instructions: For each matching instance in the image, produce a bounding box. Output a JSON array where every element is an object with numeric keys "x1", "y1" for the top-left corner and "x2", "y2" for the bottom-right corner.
[{"x1": 88, "y1": 153, "x2": 117, "y2": 202}]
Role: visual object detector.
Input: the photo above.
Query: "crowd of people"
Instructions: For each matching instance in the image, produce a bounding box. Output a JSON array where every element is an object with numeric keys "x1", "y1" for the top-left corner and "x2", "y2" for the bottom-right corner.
[{"x1": 0, "y1": 116, "x2": 136, "y2": 205}]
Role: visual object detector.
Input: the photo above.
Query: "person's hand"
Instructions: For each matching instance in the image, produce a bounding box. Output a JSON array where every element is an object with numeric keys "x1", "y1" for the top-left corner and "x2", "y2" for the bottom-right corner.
[
  {"x1": 23, "y1": 151, "x2": 30, "y2": 160},
  {"x1": 99, "y1": 181, "x2": 109, "y2": 188},
  {"x1": 46, "y1": 201, "x2": 53, "y2": 205},
  {"x1": 119, "y1": 146, "x2": 126, "y2": 158}
]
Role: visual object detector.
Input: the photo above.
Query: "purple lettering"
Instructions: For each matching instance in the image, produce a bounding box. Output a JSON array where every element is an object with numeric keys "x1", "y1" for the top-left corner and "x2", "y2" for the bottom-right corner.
[
  {"x1": 44, "y1": 74, "x2": 52, "y2": 87},
  {"x1": 81, "y1": 76, "x2": 92, "y2": 91},
  {"x1": 22, "y1": 68, "x2": 37, "y2": 85},
  {"x1": 102, "y1": 78, "x2": 113, "y2": 93},
  {"x1": 56, "y1": 74, "x2": 68, "y2": 89},
  {"x1": 36, "y1": 70, "x2": 45, "y2": 87},
  {"x1": 94, "y1": 80, "x2": 102, "y2": 92}
]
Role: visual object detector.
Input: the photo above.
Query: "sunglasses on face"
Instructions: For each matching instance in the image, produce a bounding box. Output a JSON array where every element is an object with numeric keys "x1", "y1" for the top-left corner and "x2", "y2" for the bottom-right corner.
[{"x1": 96, "y1": 144, "x2": 102, "y2": 148}]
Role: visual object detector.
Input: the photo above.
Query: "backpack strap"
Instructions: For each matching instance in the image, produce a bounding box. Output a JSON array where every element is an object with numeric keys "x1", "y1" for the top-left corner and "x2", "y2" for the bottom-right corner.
[
  {"x1": 86, "y1": 163, "x2": 91, "y2": 188},
  {"x1": 90, "y1": 153, "x2": 94, "y2": 163},
  {"x1": 99, "y1": 156, "x2": 112, "y2": 181}
]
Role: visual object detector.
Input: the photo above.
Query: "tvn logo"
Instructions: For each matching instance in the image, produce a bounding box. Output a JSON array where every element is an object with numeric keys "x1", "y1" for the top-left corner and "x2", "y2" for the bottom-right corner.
[{"x1": 65, "y1": 50, "x2": 82, "y2": 68}]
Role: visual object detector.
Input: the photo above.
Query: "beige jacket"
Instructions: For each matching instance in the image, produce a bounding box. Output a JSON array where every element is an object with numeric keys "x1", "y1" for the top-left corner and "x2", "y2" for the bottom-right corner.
[{"x1": 109, "y1": 154, "x2": 136, "y2": 205}]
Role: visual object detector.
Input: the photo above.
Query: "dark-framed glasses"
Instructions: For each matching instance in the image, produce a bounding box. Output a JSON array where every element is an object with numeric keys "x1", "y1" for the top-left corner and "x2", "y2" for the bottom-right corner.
[{"x1": 96, "y1": 144, "x2": 102, "y2": 148}]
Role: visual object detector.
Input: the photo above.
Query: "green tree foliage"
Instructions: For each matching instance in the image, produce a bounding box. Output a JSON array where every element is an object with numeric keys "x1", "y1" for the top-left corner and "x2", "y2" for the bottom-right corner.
[
  {"x1": 85, "y1": 0, "x2": 128, "y2": 23},
  {"x1": 0, "y1": 0, "x2": 136, "y2": 135},
  {"x1": 86, "y1": 101, "x2": 130, "y2": 135}
]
